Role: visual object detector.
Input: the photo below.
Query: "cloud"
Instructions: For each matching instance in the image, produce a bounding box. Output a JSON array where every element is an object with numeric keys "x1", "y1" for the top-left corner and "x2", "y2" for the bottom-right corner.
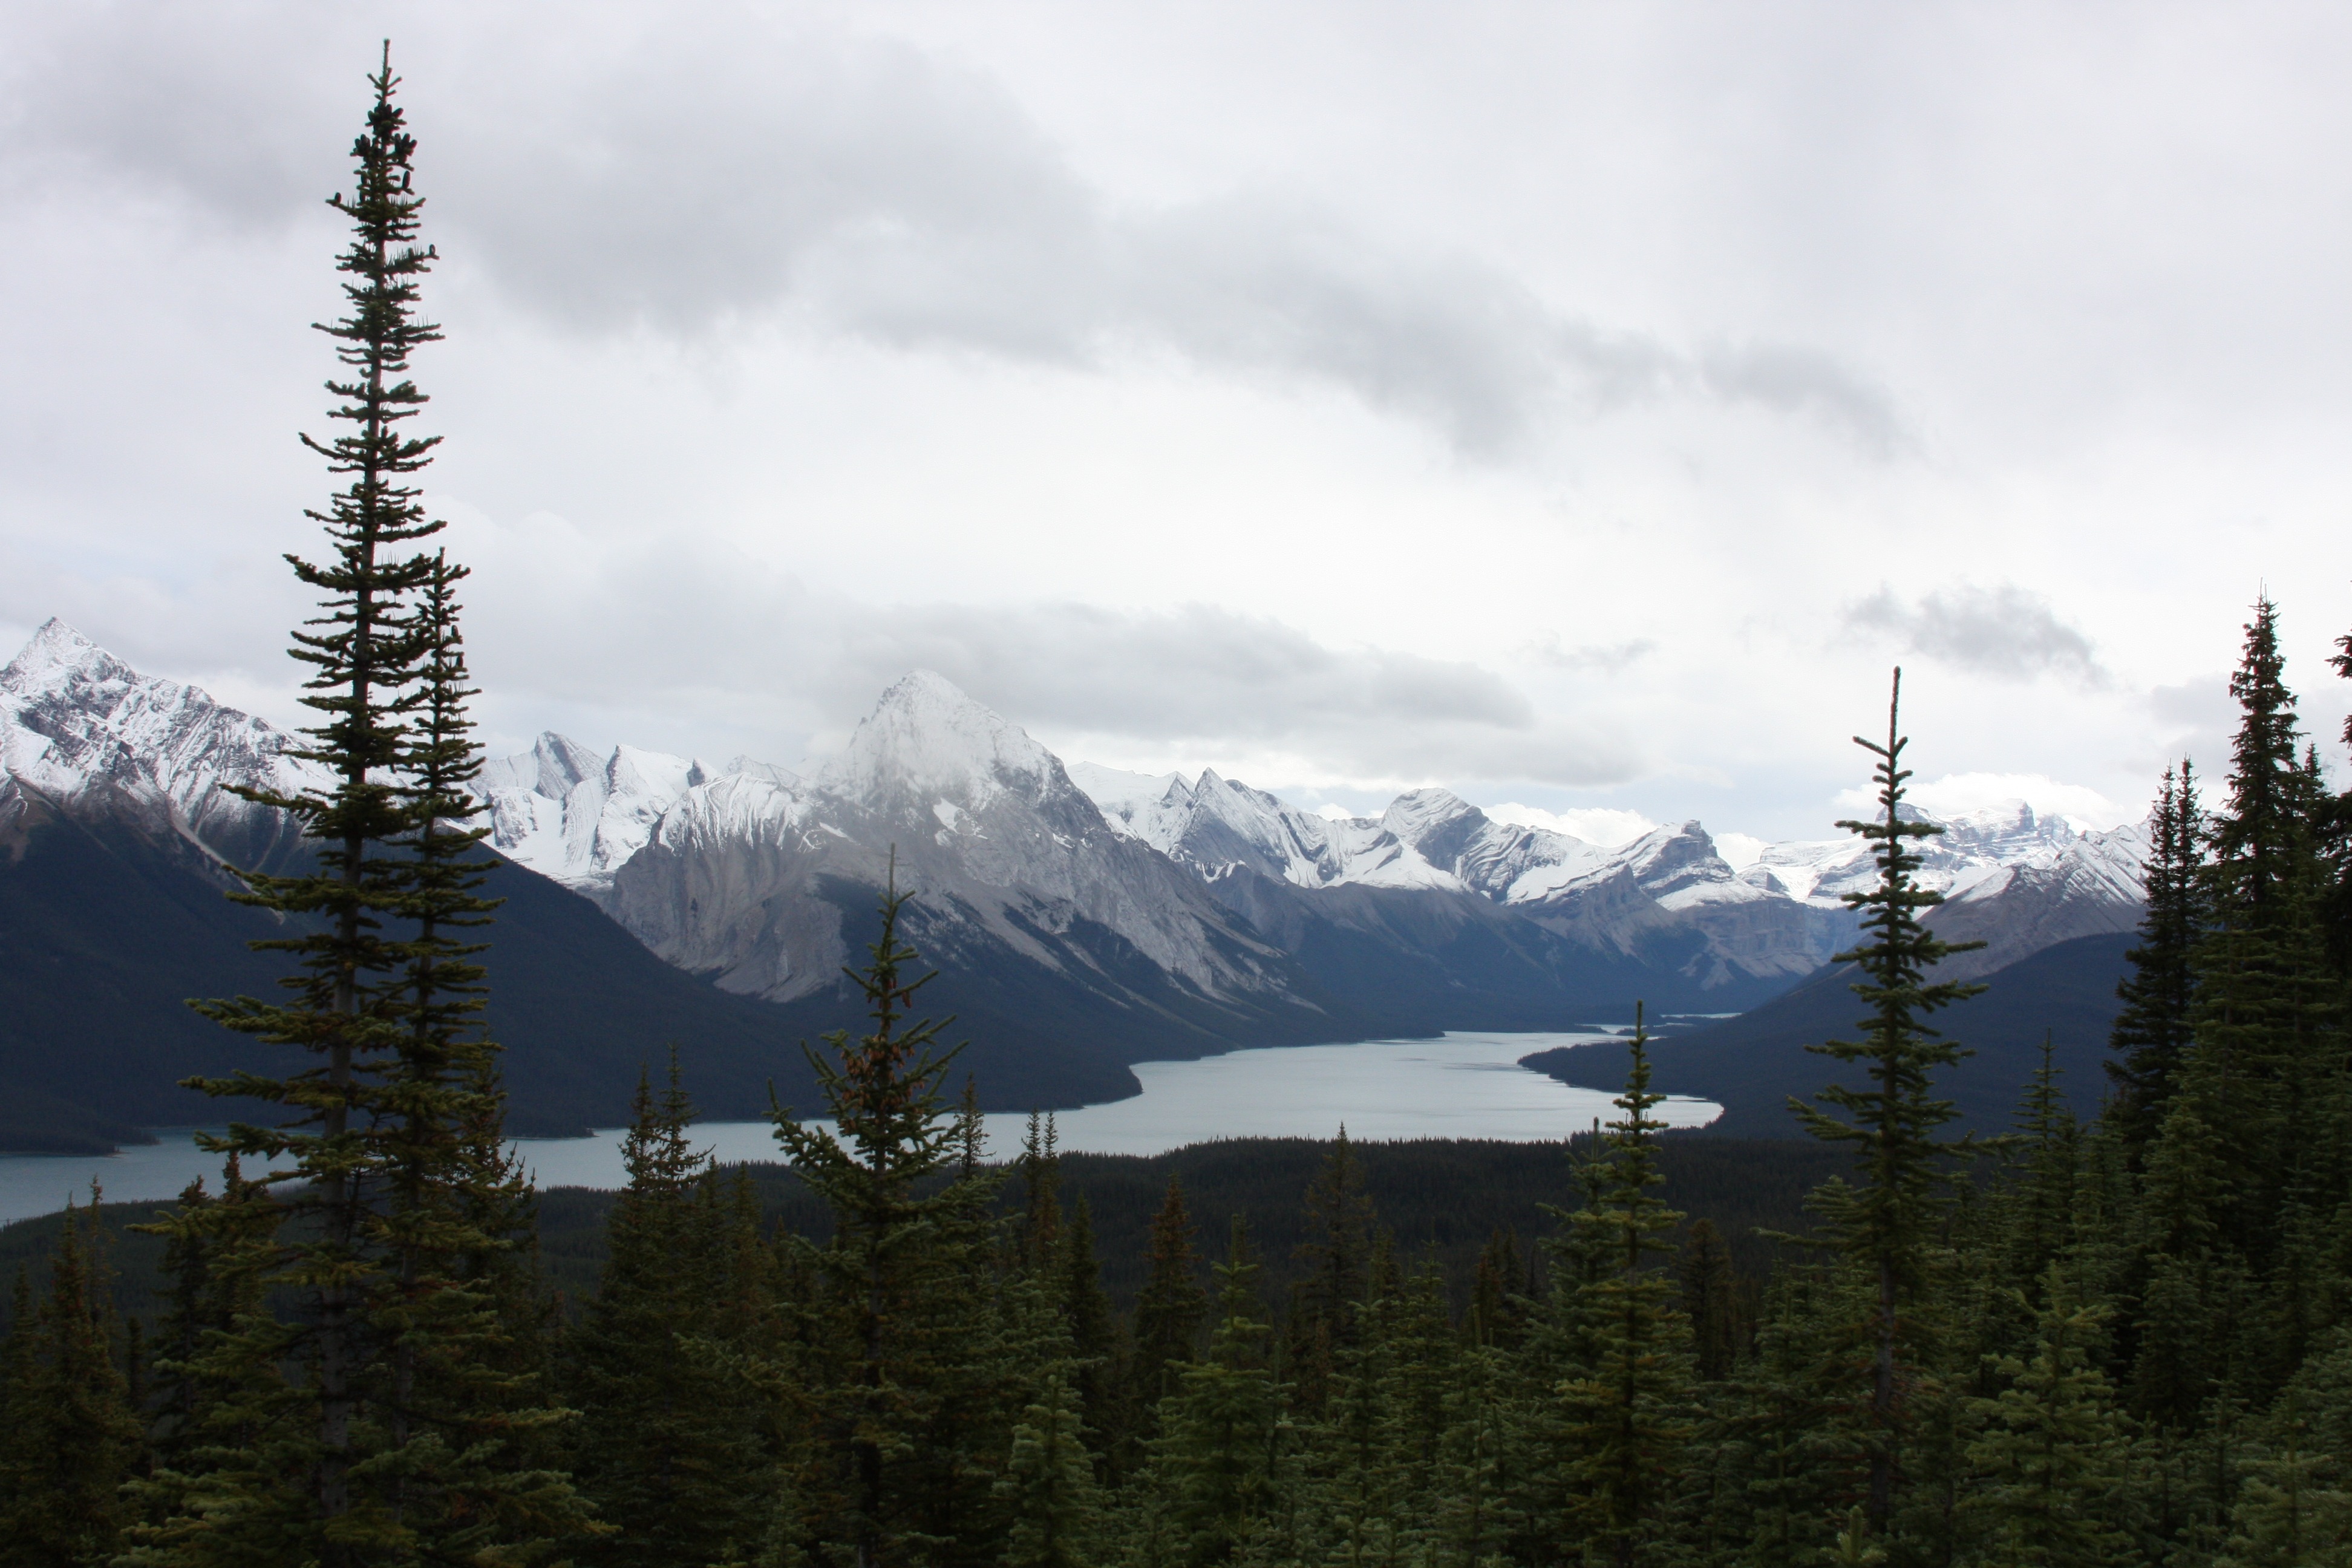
[
  {"x1": 1481, "y1": 802, "x2": 1659, "y2": 847},
  {"x1": 0, "y1": 8, "x2": 1904, "y2": 459},
  {"x1": 1844, "y1": 582, "x2": 2108, "y2": 685},
  {"x1": 1713, "y1": 832, "x2": 1768, "y2": 871},
  {"x1": 1698, "y1": 341, "x2": 1909, "y2": 459},
  {"x1": 441, "y1": 512, "x2": 1637, "y2": 788},
  {"x1": 1523, "y1": 635, "x2": 1657, "y2": 675}
]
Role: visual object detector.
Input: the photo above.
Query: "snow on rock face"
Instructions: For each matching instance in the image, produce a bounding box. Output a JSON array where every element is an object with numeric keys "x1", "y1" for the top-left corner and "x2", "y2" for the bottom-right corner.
[
  {"x1": 818, "y1": 670, "x2": 1058, "y2": 811},
  {"x1": 604, "y1": 673, "x2": 1296, "y2": 1007},
  {"x1": 1071, "y1": 759, "x2": 2154, "y2": 989},
  {"x1": 1742, "y1": 800, "x2": 2146, "y2": 912},
  {"x1": 1065, "y1": 763, "x2": 1186, "y2": 833},
  {"x1": 0, "y1": 618, "x2": 322, "y2": 859},
  {"x1": 477, "y1": 733, "x2": 795, "y2": 898},
  {"x1": 1077, "y1": 768, "x2": 1457, "y2": 890}
]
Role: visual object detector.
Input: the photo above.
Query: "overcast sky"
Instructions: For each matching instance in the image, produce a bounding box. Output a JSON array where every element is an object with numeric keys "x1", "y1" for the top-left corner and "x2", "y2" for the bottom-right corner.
[{"x1": 5, "y1": 2, "x2": 2350, "y2": 843}]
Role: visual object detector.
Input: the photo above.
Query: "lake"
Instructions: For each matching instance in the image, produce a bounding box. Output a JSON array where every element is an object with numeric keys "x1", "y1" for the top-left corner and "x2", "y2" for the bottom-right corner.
[{"x1": 0, "y1": 1030, "x2": 1717, "y2": 1225}]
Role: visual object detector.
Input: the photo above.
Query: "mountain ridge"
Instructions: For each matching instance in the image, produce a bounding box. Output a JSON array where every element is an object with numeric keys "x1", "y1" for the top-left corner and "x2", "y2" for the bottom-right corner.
[{"x1": 0, "y1": 619, "x2": 2156, "y2": 1152}]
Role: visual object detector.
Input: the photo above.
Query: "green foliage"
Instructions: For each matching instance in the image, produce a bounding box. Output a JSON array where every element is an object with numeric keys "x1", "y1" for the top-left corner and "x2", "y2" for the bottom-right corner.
[
  {"x1": 0, "y1": 1195, "x2": 141, "y2": 1567},
  {"x1": 1148, "y1": 1219, "x2": 1291, "y2": 1568},
  {"x1": 1129, "y1": 1176, "x2": 1209, "y2": 1429},
  {"x1": 1795, "y1": 668, "x2": 1987, "y2": 1532},
  {"x1": 1550, "y1": 1015, "x2": 1696, "y2": 1566},
  {"x1": 567, "y1": 1063, "x2": 766, "y2": 1566},
  {"x1": 2109, "y1": 762, "x2": 2207, "y2": 1160},
  {"x1": 769, "y1": 870, "x2": 1022, "y2": 1568},
  {"x1": 1959, "y1": 1266, "x2": 2135, "y2": 1566}
]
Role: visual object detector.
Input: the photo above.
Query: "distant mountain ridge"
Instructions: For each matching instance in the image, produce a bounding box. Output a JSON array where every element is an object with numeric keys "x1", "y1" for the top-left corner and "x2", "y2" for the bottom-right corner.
[
  {"x1": 482, "y1": 701, "x2": 2146, "y2": 1009},
  {"x1": 0, "y1": 619, "x2": 2155, "y2": 1151}
]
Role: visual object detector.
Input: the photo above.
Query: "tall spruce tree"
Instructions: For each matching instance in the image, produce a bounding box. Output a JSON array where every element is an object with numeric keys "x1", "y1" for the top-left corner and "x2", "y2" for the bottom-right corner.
[
  {"x1": 0, "y1": 1193, "x2": 142, "y2": 1568},
  {"x1": 1680, "y1": 1218, "x2": 1742, "y2": 1385},
  {"x1": 1056, "y1": 1199, "x2": 1125, "y2": 1477},
  {"x1": 1793, "y1": 668, "x2": 1984, "y2": 1534},
  {"x1": 371, "y1": 552, "x2": 592, "y2": 1558},
  {"x1": 996, "y1": 1367, "x2": 1103, "y2": 1568},
  {"x1": 771, "y1": 872, "x2": 1010, "y2": 1568},
  {"x1": 1553, "y1": 1013, "x2": 1696, "y2": 1567},
  {"x1": 132, "y1": 52, "x2": 592, "y2": 1565},
  {"x1": 1148, "y1": 1219, "x2": 1290, "y2": 1568},
  {"x1": 181, "y1": 50, "x2": 451, "y2": 1550},
  {"x1": 1128, "y1": 1177, "x2": 1209, "y2": 1455},
  {"x1": 2164, "y1": 598, "x2": 2342, "y2": 1287},
  {"x1": 1959, "y1": 1266, "x2": 2137, "y2": 1567},
  {"x1": 569, "y1": 1063, "x2": 764, "y2": 1567},
  {"x1": 1287, "y1": 1128, "x2": 1376, "y2": 1419},
  {"x1": 2109, "y1": 760, "x2": 2208, "y2": 1161}
]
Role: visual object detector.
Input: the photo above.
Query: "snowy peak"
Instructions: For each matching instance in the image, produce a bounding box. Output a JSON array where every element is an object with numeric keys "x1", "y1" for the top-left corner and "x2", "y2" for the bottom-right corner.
[
  {"x1": 1749, "y1": 801, "x2": 2146, "y2": 911},
  {"x1": 1075, "y1": 766, "x2": 1458, "y2": 891},
  {"x1": 479, "y1": 732, "x2": 802, "y2": 897},
  {"x1": 1, "y1": 618, "x2": 134, "y2": 697},
  {"x1": 0, "y1": 620, "x2": 319, "y2": 853},
  {"x1": 479, "y1": 731, "x2": 603, "y2": 801},
  {"x1": 1064, "y1": 763, "x2": 1189, "y2": 838},
  {"x1": 1380, "y1": 788, "x2": 1489, "y2": 867},
  {"x1": 820, "y1": 670, "x2": 1061, "y2": 809}
]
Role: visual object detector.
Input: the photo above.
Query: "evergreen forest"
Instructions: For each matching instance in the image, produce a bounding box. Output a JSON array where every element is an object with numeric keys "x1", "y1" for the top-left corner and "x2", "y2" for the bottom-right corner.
[{"x1": 11, "y1": 51, "x2": 2352, "y2": 1568}]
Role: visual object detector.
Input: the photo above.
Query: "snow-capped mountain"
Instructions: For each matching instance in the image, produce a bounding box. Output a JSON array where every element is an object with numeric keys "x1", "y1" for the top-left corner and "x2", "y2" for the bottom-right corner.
[
  {"x1": 478, "y1": 734, "x2": 797, "y2": 896},
  {"x1": 1739, "y1": 803, "x2": 2146, "y2": 979},
  {"x1": 0, "y1": 618, "x2": 320, "y2": 867},
  {"x1": 1076, "y1": 768, "x2": 1851, "y2": 987},
  {"x1": 1, "y1": 619, "x2": 2157, "y2": 1088},
  {"x1": 599, "y1": 671, "x2": 1314, "y2": 1027},
  {"x1": 1064, "y1": 760, "x2": 2146, "y2": 990}
]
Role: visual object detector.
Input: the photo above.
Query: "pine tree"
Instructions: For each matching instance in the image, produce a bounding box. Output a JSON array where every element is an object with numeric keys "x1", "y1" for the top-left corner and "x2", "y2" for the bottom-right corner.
[
  {"x1": 1680, "y1": 1219, "x2": 1741, "y2": 1385},
  {"x1": 137, "y1": 1175, "x2": 234, "y2": 1481},
  {"x1": 1992, "y1": 1039, "x2": 2081, "y2": 1304},
  {"x1": 144, "y1": 50, "x2": 573, "y2": 1564},
  {"x1": 772, "y1": 871, "x2": 1011, "y2": 1568},
  {"x1": 1377, "y1": 1261, "x2": 1457, "y2": 1515},
  {"x1": 1149, "y1": 1218, "x2": 1290, "y2": 1568},
  {"x1": 2109, "y1": 762, "x2": 2208, "y2": 1161},
  {"x1": 1131, "y1": 1177, "x2": 1210, "y2": 1426},
  {"x1": 178, "y1": 50, "x2": 449, "y2": 1552},
  {"x1": 0, "y1": 1193, "x2": 142, "y2": 1568},
  {"x1": 2166, "y1": 599, "x2": 2341, "y2": 1272},
  {"x1": 1304, "y1": 1242, "x2": 1401, "y2": 1568},
  {"x1": 1792, "y1": 668, "x2": 1984, "y2": 1533},
  {"x1": 1466, "y1": 1227, "x2": 1532, "y2": 1353},
  {"x1": 1287, "y1": 1128, "x2": 1377, "y2": 1419},
  {"x1": 569, "y1": 1063, "x2": 763, "y2": 1567},
  {"x1": 1960, "y1": 1264, "x2": 2136, "y2": 1567},
  {"x1": 2221, "y1": 1386, "x2": 2352, "y2": 1566},
  {"x1": 1057, "y1": 1198, "x2": 1125, "y2": 1477},
  {"x1": 1723, "y1": 1267, "x2": 1864, "y2": 1568},
  {"x1": 1018, "y1": 1113, "x2": 1065, "y2": 1273},
  {"x1": 367, "y1": 551, "x2": 596, "y2": 1560},
  {"x1": 1553, "y1": 1013, "x2": 1696, "y2": 1567},
  {"x1": 1429, "y1": 1341, "x2": 1518, "y2": 1568},
  {"x1": 997, "y1": 1367, "x2": 1103, "y2": 1568}
]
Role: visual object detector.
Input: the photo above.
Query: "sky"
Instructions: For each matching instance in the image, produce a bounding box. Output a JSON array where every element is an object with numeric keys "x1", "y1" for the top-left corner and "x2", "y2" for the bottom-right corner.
[{"x1": 5, "y1": 2, "x2": 2351, "y2": 844}]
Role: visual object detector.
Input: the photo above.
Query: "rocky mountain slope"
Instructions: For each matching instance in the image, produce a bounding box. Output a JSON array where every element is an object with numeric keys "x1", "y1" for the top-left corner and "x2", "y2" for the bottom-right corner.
[
  {"x1": 1, "y1": 621, "x2": 2156, "y2": 1150},
  {"x1": 1070, "y1": 760, "x2": 2145, "y2": 993}
]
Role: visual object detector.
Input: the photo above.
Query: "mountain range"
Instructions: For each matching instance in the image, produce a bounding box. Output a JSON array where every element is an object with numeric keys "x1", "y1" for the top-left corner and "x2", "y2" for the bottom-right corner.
[{"x1": 1, "y1": 619, "x2": 2151, "y2": 1151}]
